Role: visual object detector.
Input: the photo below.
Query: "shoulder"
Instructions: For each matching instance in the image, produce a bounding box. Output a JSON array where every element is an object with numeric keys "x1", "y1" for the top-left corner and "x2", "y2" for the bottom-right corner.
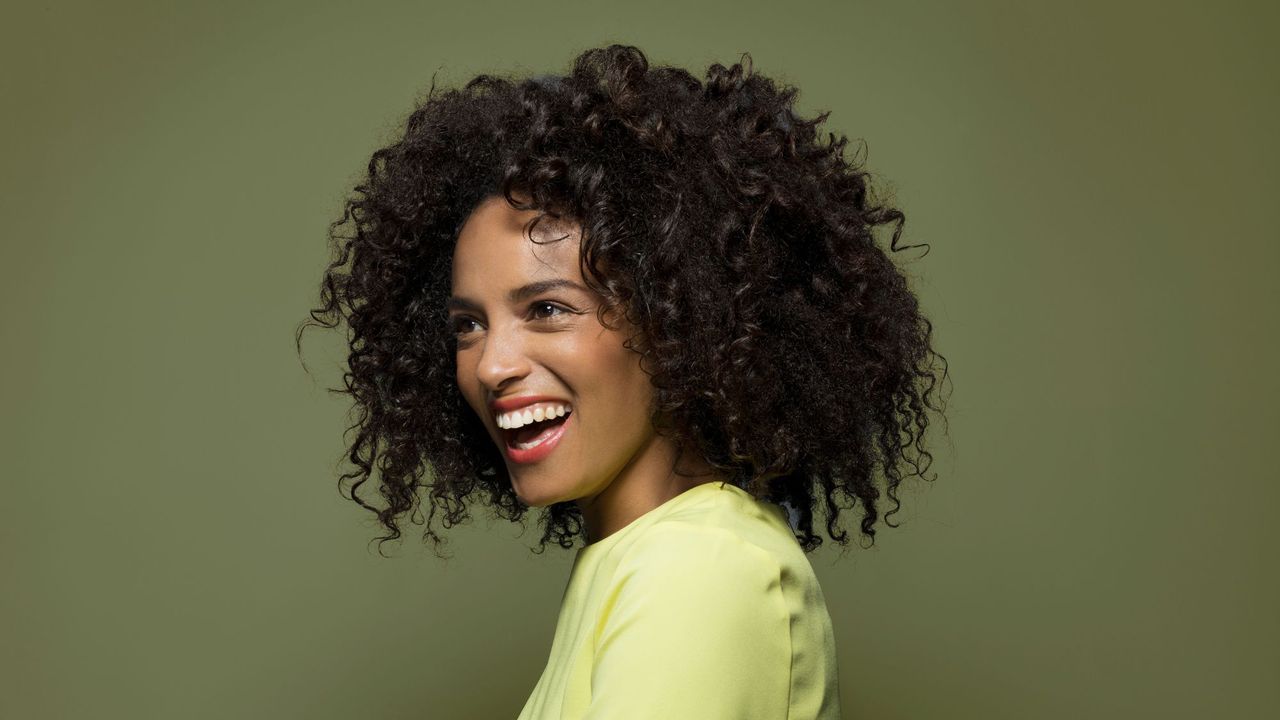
[
  {"x1": 595, "y1": 519, "x2": 792, "y2": 657},
  {"x1": 611, "y1": 520, "x2": 785, "y2": 607},
  {"x1": 588, "y1": 518, "x2": 796, "y2": 717}
]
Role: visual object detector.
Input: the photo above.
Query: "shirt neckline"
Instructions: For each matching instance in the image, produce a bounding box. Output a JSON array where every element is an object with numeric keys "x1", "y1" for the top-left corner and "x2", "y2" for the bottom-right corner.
[{"x1": 577, "y1": 480, "x2": 740, "y2": 559}]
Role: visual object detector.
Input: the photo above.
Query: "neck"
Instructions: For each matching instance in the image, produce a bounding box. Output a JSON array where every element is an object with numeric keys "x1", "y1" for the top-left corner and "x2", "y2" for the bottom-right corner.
[{"x1": 576, "y1": 434, "x2": 724, "y2": 545}]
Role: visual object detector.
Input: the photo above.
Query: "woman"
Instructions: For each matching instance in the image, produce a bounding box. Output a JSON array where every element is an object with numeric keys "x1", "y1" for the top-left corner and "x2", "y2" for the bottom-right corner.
[{"x1": 299, "y1": 44, "x2": 949, "y2": 719}]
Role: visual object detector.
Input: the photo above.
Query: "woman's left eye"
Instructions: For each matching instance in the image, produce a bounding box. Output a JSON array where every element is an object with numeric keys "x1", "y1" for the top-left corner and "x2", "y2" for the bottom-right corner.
[
  {"x1": 449, "y1": 302, "x2": 568, "y2": 338},
  {"x1": 530, "y1": 301, "x2": 567, "y2": 320}
]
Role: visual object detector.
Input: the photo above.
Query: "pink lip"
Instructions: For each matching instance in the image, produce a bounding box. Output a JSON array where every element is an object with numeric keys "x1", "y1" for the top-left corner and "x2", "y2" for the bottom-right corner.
[
  {"x1": 490, "y1": 394, "x2": 571, "y2": 416},
  {"x1": 504, "y1": 412, "x2": 572, "y2": 464}
]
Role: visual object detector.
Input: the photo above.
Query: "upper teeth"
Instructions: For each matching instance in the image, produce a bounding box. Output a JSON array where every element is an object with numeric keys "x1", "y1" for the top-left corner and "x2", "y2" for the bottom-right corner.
[{"x1": 497, "y1": 403, "x2": 571, "y2": 429}]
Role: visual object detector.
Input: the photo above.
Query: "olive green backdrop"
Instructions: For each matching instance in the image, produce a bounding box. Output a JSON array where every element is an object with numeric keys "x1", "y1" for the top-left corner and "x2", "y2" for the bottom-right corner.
[{"x1": 3, "y1": 1, "x2": 1276, "y2": 718}]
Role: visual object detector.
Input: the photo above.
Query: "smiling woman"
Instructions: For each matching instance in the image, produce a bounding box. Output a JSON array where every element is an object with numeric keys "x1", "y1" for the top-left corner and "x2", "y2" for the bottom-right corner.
[
  {"x1": 448, "y1": 194, "x2": 727, "y2": 539},
  {"x1": 296, "y1": 43, "x2": 950, "y2": 719}
]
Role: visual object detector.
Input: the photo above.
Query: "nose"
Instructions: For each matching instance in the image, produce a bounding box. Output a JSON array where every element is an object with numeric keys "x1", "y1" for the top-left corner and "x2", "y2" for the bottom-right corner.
[{"x1": 473, "y1": 322, "x2": 531, "y2": 392}]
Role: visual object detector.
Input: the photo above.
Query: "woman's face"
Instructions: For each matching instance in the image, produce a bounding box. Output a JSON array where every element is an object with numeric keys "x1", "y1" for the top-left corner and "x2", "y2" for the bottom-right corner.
[{"x1": 447, "y1": 195, "x2": 661, "y2": 511}]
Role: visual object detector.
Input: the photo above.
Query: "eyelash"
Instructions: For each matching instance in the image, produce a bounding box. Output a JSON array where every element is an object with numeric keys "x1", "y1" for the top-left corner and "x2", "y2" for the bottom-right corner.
[{"x1": 451, "y1": 301, "x2": 569, "y2": 336}]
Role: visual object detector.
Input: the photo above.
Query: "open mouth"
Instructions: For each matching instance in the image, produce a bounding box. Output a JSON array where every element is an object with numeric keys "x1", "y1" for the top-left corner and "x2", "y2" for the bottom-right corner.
[{"x1": 502, "y1": 411, "x2": 572, "y2": 450}]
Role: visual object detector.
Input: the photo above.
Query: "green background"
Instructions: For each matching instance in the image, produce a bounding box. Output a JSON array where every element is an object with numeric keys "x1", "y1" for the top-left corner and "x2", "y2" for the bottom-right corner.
[{"x1": 3, "y1": 1, "x2": 1276, "y2": 717}]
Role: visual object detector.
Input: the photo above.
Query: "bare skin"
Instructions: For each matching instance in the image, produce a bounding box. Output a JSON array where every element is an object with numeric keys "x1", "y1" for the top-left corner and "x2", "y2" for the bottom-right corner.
[{"x1": 448, "y1": 194, "x2": 726, "y2": 545}]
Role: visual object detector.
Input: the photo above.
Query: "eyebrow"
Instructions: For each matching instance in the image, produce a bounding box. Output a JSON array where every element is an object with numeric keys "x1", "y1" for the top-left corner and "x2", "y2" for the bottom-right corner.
[{"x1": 446, "y1": 279, "x2": 588, "y2": 313}]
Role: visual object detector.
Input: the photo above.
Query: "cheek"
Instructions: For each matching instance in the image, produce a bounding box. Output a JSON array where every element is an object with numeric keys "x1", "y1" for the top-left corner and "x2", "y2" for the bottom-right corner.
[
  {"x1": 583, "y1": 346, "x2": 655, "y2": 431},
  {"x1": 454, "y1": 366, "x2": 467, "y2": 403},
  {"x1": 453, "y1": 353, "x2": 481, "y2": 417}
]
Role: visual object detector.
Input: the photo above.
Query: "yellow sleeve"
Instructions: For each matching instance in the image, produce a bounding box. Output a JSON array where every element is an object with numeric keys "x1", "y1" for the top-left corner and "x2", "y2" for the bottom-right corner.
[{"x1": 584, "y1": 522, "x2": 792, "y2": 719}]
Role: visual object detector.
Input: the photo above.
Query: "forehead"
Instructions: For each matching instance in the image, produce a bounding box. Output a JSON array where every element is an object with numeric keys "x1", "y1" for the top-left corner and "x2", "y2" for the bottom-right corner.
[{"x1": 451, "y1": 196, "x2": 581, "y2": 288}]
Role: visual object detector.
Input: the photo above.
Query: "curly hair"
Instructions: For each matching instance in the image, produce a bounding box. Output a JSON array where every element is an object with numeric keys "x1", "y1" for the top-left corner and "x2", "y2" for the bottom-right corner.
[{"x1": 296, "y1": 44, "x2": 951, "y2": 559}]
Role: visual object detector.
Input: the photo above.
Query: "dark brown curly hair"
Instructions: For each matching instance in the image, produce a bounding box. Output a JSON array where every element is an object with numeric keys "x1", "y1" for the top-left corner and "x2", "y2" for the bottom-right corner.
[{"x1": 296, "y1": 44, "x2": 951, "y2": 559}]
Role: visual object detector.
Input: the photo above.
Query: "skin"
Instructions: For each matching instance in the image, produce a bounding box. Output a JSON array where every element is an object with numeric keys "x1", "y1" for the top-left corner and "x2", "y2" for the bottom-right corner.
[{"x1": 448, "y1": 194, "x2": 726, "y2": 544}]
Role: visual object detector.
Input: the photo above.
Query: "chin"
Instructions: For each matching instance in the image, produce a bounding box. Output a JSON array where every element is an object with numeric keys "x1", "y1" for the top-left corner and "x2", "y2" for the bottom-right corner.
[
  {"x1": 509, "y1": 481, "x2": 557, "y2": 509},
  {"x1": 510, "y1": 478, "x2": 578, "y2": 510}
]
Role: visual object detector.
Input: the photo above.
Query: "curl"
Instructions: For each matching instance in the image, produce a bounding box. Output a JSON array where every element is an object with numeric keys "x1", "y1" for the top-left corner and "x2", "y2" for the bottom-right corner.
[{"x1": 297, "y1": 44, "x2": 952, "y2": 558}]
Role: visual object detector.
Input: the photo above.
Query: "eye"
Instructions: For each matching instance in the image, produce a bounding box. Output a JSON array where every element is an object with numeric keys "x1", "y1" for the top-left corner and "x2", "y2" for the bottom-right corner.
[
  {"x1": 451, "y1": 317, "x2": 479, "y2": 336},
  {"x1": 530, "y1": 301, "x2": 569, "y2": 320},
  {"x1": 449, "y1": 301, "x2": 569, "y2": 337}
]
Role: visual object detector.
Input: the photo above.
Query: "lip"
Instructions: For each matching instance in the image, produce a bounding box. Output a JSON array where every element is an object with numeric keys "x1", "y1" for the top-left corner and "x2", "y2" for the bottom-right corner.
[
  {"x1": 504, "y1": 412, "x2": 572, "y2": 464},
  {"x1": 489, "y1": 394, "x2": 571, "y2": 416}
]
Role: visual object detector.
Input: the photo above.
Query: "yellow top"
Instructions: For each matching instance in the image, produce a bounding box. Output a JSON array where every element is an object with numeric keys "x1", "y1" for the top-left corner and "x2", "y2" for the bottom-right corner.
[{"x1": 516, "y1": 481, "x2": 844, "y2": 719}]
